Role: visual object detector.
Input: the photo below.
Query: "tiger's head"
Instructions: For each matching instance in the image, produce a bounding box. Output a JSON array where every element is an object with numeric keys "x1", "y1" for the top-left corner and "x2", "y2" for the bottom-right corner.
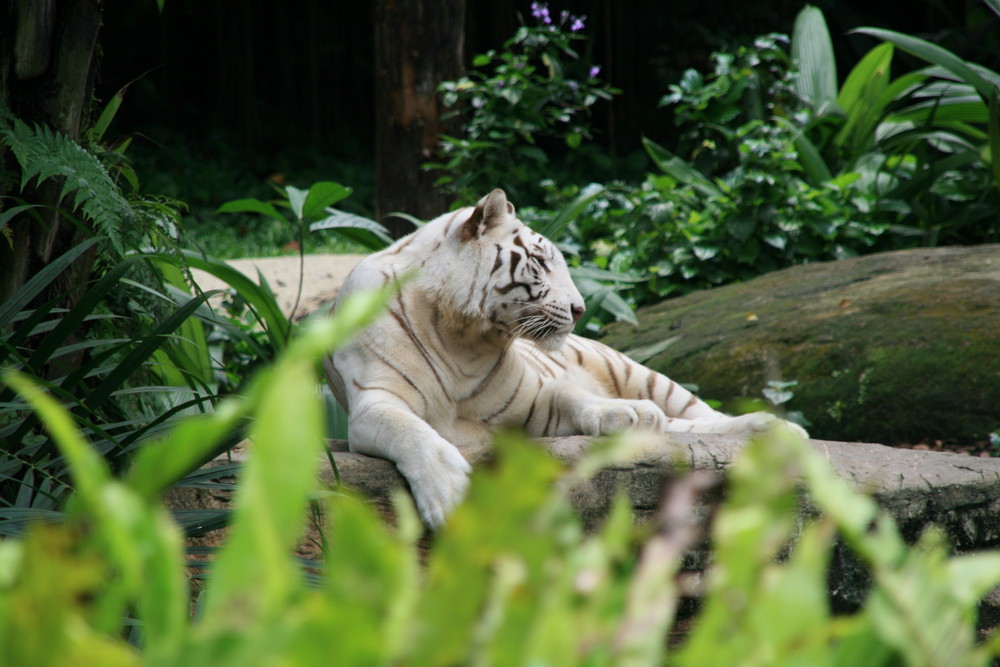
[{"x1": 434, "y1": 189, "x2": 585, "y2": 351}]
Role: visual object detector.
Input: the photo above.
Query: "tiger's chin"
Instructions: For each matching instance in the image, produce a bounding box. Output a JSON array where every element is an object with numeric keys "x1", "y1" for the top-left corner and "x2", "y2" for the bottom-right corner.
[{"x1": 525, "y1": 328, "x2": 572, "y2": 352}]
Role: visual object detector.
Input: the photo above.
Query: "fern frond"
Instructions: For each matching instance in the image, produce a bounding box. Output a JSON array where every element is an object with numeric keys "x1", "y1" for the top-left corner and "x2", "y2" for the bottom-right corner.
[{"x1": 0, "y1": 118, "x2": 135, "y2": 255}]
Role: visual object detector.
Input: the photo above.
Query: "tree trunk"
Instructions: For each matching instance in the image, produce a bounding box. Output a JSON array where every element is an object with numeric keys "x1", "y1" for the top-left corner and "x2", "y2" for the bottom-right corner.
[
  {"x1": 1, "y1": 0, "x2": 103, "y2": 306},
  {"x1": 374, "y1": 0, "x2": 465, "y2": 237}
]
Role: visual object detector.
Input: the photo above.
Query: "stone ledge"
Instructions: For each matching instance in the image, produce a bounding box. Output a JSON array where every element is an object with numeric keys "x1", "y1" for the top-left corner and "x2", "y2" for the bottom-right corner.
[
  {"x1": 166, "y1": 434, "x2": 1000, "y2": 623},
  {"x1": 321, "y1": 434, "x2": 1000, "y2": 538}
]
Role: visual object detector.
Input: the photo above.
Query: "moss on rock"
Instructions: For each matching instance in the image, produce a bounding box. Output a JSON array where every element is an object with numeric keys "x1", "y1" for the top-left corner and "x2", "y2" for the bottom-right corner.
[{"x1": 601, "y1": 245, "x2": 1000, "y2": 444}]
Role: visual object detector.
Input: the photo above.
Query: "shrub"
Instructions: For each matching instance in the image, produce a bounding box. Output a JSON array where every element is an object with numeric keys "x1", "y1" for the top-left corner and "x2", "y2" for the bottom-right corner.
[
  {"x1": 430, "y1": 2, "x2": 618, "y2": 204},
  {"x1": 3, "y1": 295, "x2": 1000, "y2": 663},
  {"x1": 542, "y1": 7, "x2": 1000, "y2": 307}
]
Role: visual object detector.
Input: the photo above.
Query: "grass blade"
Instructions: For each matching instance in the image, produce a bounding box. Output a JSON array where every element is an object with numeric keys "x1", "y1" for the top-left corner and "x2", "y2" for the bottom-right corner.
[
  {"x1": 145, "y1": 250, "x2": 291, "y2": 348},
  {"x1": 0, "y1": 237, "x2": 101, "y2": 329}
]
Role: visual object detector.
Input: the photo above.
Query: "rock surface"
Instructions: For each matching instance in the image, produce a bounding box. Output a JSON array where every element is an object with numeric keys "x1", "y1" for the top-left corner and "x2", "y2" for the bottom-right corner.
[
  {"x1": 167, "y1": 433, "x2": 1000, "y2": 622},
  {"x1": 600, "y1": 245, "x2": 1000, "y2": 445}
]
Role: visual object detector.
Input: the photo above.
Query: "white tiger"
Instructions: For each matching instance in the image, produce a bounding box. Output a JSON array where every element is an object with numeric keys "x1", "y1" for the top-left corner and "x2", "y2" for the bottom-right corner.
[{"x1": 324, "y1": 189, "x2": 806, "y2": 527}]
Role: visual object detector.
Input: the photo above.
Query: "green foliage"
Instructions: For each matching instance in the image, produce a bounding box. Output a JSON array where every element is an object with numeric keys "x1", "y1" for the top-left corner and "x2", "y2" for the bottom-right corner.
[
  {"x1": 210, "y1": 181, "x2": 389, "y2": 388},
  {"x1": 1, "y1": 115, "x2": 133, "y2": 254},
  {"x1": 0, "y1": 98, "x2": 316, "y2": 538},
  {"x1": 5, "y1": 335, "x2": 1000, "y2": 664},
  {"x1": 543, "y1": 8, "x2": 999, "y2": 307},
  {"x1": 430, "y1": 3, "x2": 618, "y2": 204},
  {"x1": 218, "y1": 180, "x2": 392, "y2": 253},
  {"x1": 0, "y1": 240, "x2": 236, "y2": 526},
  {"x1": 792, "y1": 9, "x2": 1000, "y2": 246},
  {"x1": 0, "y1": 283, "x2": 394, "y2": 664},
  {"x1": 0, "y1": 107, "x2": 185, "y2": 258}
]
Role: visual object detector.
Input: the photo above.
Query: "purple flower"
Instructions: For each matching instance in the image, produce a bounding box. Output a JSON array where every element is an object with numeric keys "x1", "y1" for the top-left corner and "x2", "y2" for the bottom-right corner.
[
  {"x1": 531, "y1": 1, "x2": 552, "y2": 24},
  {"x1": 588, "y1": 65, "x2": 601, "y2": 79},
  {"x1": 570, "y1": 15, "x2": 586, "y2": 32}
]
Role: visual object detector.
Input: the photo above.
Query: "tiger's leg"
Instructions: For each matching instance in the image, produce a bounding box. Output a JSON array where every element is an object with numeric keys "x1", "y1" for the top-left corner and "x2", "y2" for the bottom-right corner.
[
  {"x1": 537, "y1": 378, "x2": 669, "y2": 436},
  {"x1": 548, "y1": 341, "x2": 809, "y2": 438},
  {"x1": 347, "y1": 392, "x2": 472, "y2": 528},
  {"x1": 545, "y1": 378, "x2": 807, "y2": 438}
]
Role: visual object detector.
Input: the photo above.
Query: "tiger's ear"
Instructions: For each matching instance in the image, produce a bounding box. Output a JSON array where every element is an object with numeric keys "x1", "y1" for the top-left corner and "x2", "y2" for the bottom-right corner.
[{"x1": 461, "y1": 189, "x2": 515, "y2": 241}]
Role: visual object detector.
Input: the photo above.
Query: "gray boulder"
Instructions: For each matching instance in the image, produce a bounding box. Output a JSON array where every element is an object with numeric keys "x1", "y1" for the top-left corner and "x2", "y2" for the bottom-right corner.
[{"x1": 600, "y1": 245, "x2": 1000, "y2": 445}]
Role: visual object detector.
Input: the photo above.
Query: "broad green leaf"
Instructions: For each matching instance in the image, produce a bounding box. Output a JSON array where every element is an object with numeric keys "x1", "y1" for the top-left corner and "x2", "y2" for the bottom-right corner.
[
  {"x1": 301, "y1": 181, "x2": 352, "y2": 222},
  {"x1": 600, "y1": 289, "x2": 638, "y2": 325},
  {"x1": 889, "y1": 96, "x2": 989, "y2": 125},
  {"x1": 153, "y1": 261, "x2": 215, "y2": 386},
  {"x1": 534, "y1": 183, "x2": 606, "y2": 240},
  {"x1": 193, "y1": 353, "x2": 322, "y2": 628},
  {"x1": 321, "y1": 491, "x2": 419, "y2": 663},
  {"x1": 852, "y1": 27, "x2": 998, "y2": 101},
  {"x1": 309, "y1": 208, "x2": 393, "y2": 248},
  {"x1": 836, "y1": 43, "x2": 894, "y2": 154},
  {"x1": 284, "y1": 185, "x2": 309, "y2": 221},
  {"x1": 792, "y1": 5, "x2": 838, "y2": 109},
  {"x1": 216, "y1": 197, "x2": 287, "y2": 225},
  {"x1": 776, "y1": 116, "x2": 833, "y2": 184}
]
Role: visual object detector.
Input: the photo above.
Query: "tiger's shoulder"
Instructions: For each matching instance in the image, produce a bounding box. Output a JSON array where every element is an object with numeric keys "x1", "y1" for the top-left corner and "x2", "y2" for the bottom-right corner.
[{"x1": 339, "y1": 207, "x2": 475, "y2": 294}]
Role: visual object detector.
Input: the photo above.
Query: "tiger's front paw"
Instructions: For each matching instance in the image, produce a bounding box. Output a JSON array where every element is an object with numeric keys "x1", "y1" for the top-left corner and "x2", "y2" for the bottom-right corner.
[
  {"x1": 578, "y1": 398, "x2": 667, "y2": 435},
  {"x1": 396, "y1": 438, "x2": 473, "y2": 529}
]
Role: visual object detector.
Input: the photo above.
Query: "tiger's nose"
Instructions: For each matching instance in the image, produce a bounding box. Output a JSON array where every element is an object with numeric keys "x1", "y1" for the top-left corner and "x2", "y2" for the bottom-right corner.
[{"x1": 570, "y1": 303, "x2": 585, "y2": 323}]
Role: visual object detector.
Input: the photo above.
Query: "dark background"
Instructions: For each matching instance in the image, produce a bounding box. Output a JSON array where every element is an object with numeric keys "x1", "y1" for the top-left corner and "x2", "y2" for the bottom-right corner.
[{"x1": 98, "y1": 0, "x2": 997, "y2": 195}]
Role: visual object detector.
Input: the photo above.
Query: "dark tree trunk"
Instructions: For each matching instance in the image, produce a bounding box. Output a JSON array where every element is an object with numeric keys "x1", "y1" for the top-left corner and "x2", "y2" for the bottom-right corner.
[
  {"x1": 374, "y1": 0, "x2": 465, "y2": 237},
  {"x1": 1, "y1": 0, "x2": 103, "y2": 305}
]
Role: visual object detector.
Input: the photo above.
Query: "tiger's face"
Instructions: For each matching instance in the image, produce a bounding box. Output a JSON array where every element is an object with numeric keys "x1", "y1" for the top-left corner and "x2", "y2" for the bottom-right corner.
[{"x1": 455, "y1": 190, "x2": 585, "y2": 351}]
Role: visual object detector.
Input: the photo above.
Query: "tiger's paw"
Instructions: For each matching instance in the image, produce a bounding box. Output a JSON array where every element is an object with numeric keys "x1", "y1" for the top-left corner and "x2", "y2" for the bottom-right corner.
[
  {"x1": 577, "y1": 398, "x2": 667, "y2": 435},
  {"x1": 396, "y1": 438, "x2": 472, "y2": 529},
  {"x1": 721, "y1": 412, "x2": 809, "y2": 440}
]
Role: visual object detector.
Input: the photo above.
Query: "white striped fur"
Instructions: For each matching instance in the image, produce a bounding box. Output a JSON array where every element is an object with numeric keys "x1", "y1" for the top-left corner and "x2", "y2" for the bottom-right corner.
[{"x1": 324, "y1": 190, "x2": 806, "y2": 527}]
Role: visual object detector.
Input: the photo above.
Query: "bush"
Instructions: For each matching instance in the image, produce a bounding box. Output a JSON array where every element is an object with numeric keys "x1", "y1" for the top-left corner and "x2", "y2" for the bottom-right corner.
[
  {"x1": 430, "y1": 2, "x2": 618, "y2": 205},
  {"x1": 541, "y1": 7, "x2": 1000, "y2": 307},
  {"x1": 4, "y1": 296, "x2": 1000, "y2": 664}
]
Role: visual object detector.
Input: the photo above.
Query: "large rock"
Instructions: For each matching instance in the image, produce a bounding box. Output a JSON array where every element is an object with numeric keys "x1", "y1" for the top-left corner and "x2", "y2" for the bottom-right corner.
[{"x1": 600, "y1": 245, "x2": 1000, "y2": 445}]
